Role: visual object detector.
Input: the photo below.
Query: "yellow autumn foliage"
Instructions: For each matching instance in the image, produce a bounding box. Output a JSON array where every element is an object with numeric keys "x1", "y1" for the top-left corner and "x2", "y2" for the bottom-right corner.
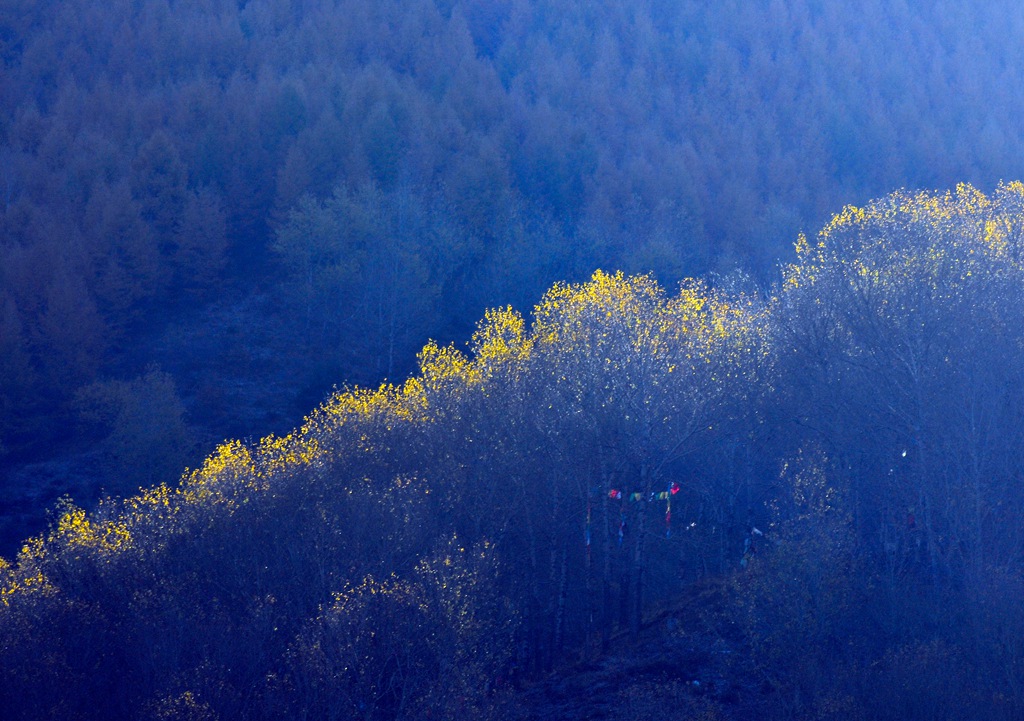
[{"x1": 2, "y1": 180, "x2": 1020, "y2": 611}]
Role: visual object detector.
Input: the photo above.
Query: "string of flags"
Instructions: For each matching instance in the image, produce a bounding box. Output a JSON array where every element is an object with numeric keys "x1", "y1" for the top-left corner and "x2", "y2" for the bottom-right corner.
[
  {"x1": 594, "y1": 482, "x2": 682, "y2": 544},
  {"x1": 607, "y1": 482, "x2": 680, "y2": 502}
]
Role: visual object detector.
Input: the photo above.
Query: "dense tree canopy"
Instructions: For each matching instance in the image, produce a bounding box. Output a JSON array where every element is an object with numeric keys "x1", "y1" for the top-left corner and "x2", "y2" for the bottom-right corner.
[
  {"x1": 3, "y1": 1, "x2": 1024, "y2": 541},
  {"x1": 5, "y1": 184, "x2": 1024, "y2": 719},
  {"x1": 4, "y1": 0, "x2": 1024, "y2": 714}
]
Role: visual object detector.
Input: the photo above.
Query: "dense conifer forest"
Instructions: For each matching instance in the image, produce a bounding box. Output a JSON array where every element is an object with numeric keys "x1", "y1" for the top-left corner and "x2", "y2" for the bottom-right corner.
[{"x1": 3, "y1": 0, "x2": 1024, "y2": 718}]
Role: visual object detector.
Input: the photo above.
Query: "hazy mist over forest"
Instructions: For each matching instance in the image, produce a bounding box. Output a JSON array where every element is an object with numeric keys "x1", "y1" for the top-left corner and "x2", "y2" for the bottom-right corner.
[{"x1": 4, "y1": 1, "x2": 1024, "y2": 719}]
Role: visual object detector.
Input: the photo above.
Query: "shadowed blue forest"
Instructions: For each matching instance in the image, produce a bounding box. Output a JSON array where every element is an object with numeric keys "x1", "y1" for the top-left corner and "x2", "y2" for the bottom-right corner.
[{"x1": 3, "y1": 1, "x2": 1024, "y2": 719}]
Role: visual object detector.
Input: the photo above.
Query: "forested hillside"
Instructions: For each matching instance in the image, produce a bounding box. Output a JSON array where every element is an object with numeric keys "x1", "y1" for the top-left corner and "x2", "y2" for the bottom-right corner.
[
  {"x1": 4, "y1": 184, "x2": 1024, "y2": 720},
  {"x1": 3, "y1": 0, "x2": 1024, "y2": 549}
]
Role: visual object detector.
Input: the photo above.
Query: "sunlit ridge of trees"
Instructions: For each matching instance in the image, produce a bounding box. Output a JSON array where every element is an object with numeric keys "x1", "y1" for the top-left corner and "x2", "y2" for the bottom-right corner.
[
  {"x1": 4, "y1": 183, "x2": 1024, "y2": 719},
  {"x1": 4, "y1": 0, "x2": 1024, "y2": 476}
]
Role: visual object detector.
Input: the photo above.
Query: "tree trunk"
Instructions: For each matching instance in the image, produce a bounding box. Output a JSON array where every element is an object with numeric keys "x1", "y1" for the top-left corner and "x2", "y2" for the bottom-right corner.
[
  {"x1": 630, "y1": 463, "x2": 649, "y2": 640},
  {"x1": 554, "y1": 544, "x2": 568, "y2": 656},
  {"x1": 600, "y1": 470, "x2": 613, "y2": 652}
]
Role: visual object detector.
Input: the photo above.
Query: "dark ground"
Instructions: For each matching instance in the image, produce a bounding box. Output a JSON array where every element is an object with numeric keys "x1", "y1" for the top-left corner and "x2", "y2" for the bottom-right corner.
[{"x1": 506, "y1": 580, "x2": 763, "y2": 721}]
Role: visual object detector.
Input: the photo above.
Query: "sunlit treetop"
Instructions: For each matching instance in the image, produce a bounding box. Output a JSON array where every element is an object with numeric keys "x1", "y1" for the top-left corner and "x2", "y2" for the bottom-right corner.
[
  {"x1": 469, "y1": 306, "x2": 533, "y2": 379},
  {"x1": 531, "y1": 270, "x2": 665, "y2": 350},
  {"x1": 785, "y1": 182, "x2": 1024, "y2": 295}
]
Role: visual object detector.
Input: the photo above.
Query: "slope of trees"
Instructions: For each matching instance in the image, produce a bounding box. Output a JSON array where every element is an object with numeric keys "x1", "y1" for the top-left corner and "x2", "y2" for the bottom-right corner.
[
  {"x1": 4, "y1": 184, "x2": 1024, "y2": 719},
  {"x1": 4, "y1": 0, "x2": 1024, "y2": 525}
]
